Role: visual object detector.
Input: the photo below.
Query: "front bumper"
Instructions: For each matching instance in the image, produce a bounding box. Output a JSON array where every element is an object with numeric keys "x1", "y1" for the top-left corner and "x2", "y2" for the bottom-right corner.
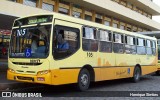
[{"x1": 7, "y1": 69, "x2": 52, "y2": 85}]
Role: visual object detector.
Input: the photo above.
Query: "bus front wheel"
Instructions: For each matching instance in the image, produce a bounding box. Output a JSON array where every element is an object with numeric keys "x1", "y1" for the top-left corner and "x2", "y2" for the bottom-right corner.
[
  {"x1": 132, "y1": 66, "x2": 141, "y2": 83},
  {"x1": 76, "y1": 68, "x2": 90, "y2": 91}
]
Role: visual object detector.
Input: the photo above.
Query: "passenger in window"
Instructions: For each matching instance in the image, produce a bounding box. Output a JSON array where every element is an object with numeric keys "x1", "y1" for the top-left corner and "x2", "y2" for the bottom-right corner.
[
  {"x1": 36, "y1": 39, "x2": 46, "y2": 53},
  {"x1": 57, "y1": 34, "x2": 69, "y2": 51},
  {"x1": 31, "y1": 36, "x2": 38, "y2": 53}
]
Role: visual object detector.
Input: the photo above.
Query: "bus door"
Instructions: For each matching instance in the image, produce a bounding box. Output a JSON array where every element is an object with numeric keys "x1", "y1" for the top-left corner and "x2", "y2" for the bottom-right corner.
[{"x1": 51, "y1": 19, "x2": 81, "y2": 69}]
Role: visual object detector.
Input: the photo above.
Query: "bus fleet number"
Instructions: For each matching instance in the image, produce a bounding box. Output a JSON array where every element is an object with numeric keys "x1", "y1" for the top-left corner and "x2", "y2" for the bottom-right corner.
[{"x1": 87, "y1": 52, "x2": 93, "y2": 57}]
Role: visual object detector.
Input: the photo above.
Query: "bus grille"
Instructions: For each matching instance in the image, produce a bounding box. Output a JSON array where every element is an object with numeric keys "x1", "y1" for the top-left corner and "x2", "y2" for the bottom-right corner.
[
  {"x1": 16, "y1": 70, "x2": 36, "y2": 74},
  {"x1": 16, "y1": 76, "x2": 34, "y2": 81},
  {"x1": 13, "y1": 62, "x2": 42, "y2": 66}
]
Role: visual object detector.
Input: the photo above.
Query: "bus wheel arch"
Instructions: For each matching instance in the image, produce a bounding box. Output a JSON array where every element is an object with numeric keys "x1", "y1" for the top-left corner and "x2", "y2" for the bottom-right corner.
[
  {"x1": 82, "y1": 65, "x2": 95, "y2": 82},
  {"x1": 132, "y1": 64, "x2": 142, "y2": 83},
  {"x1": 76, "y1": 65, "x2": 95, "y2": 91}
]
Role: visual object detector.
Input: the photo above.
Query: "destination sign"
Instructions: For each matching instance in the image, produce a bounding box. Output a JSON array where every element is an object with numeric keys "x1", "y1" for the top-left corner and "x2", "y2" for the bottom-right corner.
[
  {"x1": 28, "y1": 17, "x2": 48, "y2": 24},
  {"x1": 14, "y1": 15, "x2": 53, "y2": 26}
]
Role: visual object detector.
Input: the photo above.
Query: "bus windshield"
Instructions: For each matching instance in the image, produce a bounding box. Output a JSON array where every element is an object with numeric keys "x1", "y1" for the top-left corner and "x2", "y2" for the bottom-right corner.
[{"x1": 9, "y1": 25, "x2": 51, "y2": 58}]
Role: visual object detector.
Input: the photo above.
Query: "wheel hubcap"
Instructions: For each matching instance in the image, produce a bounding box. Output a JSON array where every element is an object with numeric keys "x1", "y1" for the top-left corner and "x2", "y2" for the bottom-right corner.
[
  {"x1": 81, "y1": 74, "x2": 88, "y2": 87},
  {"x1": 135, "y1": 69, "x2": 140, "y2": 80}
]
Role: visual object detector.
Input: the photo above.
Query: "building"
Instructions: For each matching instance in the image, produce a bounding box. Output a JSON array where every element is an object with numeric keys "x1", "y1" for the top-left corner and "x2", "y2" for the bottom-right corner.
[
  {"x1": 0, "y1": 0, "x2": 160, "y2": 57},
  {"x1": 1, "y1": 0, "x2": 160, "y2": 31}
]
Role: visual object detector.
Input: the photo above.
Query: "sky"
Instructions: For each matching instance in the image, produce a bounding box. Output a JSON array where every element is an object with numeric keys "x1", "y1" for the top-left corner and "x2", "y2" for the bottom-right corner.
[{"x1": 152, "y1": 0, "x2": 160, "y2": 23}]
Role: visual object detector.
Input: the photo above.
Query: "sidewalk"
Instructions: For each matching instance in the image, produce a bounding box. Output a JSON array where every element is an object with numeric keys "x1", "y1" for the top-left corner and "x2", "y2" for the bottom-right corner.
[
  {"x1": 0, "y1": 59, "x2": 23, "y2": 90},
  {"x1": 0, "y1": 59, "x2": 8, "y2": 72},
  {"x1": 0, "y1": 59, "x2": 36, "y2": 90}
]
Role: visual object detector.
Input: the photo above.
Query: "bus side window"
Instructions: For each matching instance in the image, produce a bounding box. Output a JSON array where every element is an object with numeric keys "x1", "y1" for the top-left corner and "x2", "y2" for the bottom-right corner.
[
  {"x1": 146, "y1": 40, "x2": 152, "y2": 55},
  {"x1": 82, "y1": 26, "x2": 98, "y2": 52},
  {"x1": 151, "y1": 41, "x2": 156, "y2": 55},
  {"x1": 113, "y1": 32, "x2": 124, "y2": 53},
  {"x1": 137, "y1": 38, "x2": 146, "y2": 55},
  {"x1": 125, "y1": 35, "x2": 136, "y2": 54},
  {"x1": 99, "y1": 29, "x2": 112, "y2": 53},
  {"x1": 53, "y1": 25, "x2": 79, "y2": 60}
]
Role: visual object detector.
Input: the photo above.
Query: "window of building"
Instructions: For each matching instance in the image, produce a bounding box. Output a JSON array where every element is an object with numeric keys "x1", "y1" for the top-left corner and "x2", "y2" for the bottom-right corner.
[
  {"x1": 113, "y1": 20, "x2": 119, "y2": 28},
  {"x1": 59, "y1": 7, "x2": 69, "y2": 15},
  {"x1": 42, "y1": 3, "x2": 54, "y2": 11},
  {"x1": 120, "y1": 25, "x2": 125, "y2": 30},
  {"x1": 104, "y1": 16, "x2": 111, "y2": 26},
  {"x1": 72, "y1": 11, "x2": 81, "y2": 18},
  {"x1": 113, "y1": 23, "x2": 118, "y2": 28},
  {"x1": 126, "y1": 24, "x2": 132, "y2": 31},
  {"x1": 120, "y1": 22, "x2": 125, "y2": 30},
  {"x1": 104, "y1": 21, "x2": 110, "y2": 26},
  {"x1": 53, "y1": 25, "x2": 79, "y2": 59},
  {"x1": 127, "y1": 2, "x2": 133, "y2": 9},
  {"x1": 99, "y1": 30, "x2": 112, "y2": 53},
  {"x1": 112, "y1": 0, "x2": 120, "y2": 3},
  {"x1": 133, "y1": 6, "x2": 138, "y2": 12},
  {"x1": 127, "y1": 27, "x2": 131, "y2": 31},
  {"x1": 120, "y1": 0, "x2": 127, "y2": 6},
  {"x1": 125, "y1": 35, "x2": 136, "y2": 54},
  {"x1": 132, "y1": 26, "x2": 137, "y2": 32},
  {"x1": 8, "y1": 0, "x2": 16, "y2": 2},
  {"x1": 143, "y1": 12, "x2": 148, "y2": 17},
  {"x1": 137, "y1": 38, "x2": 146, "y2": 55},
  {"x1": 23, "y1": 0, "x2": 36, "y2": 7},
  {"x1": 82, "y1": 27, "x2": 98, "y2": 51},
  {"x1": 95, "y1": 14, "x2": 102, "y2": 24},
  {"x1": 148, "y1": 14, "x2": 152, "y2": 19},
  {"x1": 72, "y1": 6, "x2": 82, "y2": 18},
  {"x1": 85, "y1": 15, "x2": 92, "y2": 21},
  {"x1": 138, "y1": 8, "x2": 143, "y2": 14},
  {"x1": 138, "y1": 28, "x2": 143, "y2": 32},
  {"x1": 113, "y1": 32, "x2": 124, "y2": 53},
  {"x1": 58, "y1": 1, "x2": 70, "y2": 15},
  {"x1": 85, "y1": 10, "x2": 92, "y2": 21}
]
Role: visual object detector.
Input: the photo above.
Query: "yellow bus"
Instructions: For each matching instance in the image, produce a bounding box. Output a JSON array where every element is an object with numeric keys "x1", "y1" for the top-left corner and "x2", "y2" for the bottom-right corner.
[
  {"x1": 156, "y1": 39, "x2": 160, "y2": 75},
  {"x1": 7, "y1": 13, "x2": 158, "y2": 91}
]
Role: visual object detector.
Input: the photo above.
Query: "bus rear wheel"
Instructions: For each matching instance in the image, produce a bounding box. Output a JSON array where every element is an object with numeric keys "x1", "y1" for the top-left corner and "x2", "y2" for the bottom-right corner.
[
  {"x1": 132, "y1": 66, "x2": 141, "y2": 83},
  {"x1": 156, "y1": 71, "x2": 160, "y2": 75},
  {"x1": 76, "y1": 68, "x2": 90, "y2": 91}
]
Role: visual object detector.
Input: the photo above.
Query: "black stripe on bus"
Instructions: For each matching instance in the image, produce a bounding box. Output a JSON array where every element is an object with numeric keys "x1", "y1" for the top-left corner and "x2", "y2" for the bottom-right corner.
[{"x1": 59, "y1": 65, "x2": 155, "y2": 69}]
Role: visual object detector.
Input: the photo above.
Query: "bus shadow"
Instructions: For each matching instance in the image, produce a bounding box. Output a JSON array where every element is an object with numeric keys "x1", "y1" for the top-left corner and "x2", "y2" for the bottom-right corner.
[
  {"x1": 11, "y1": 75, "x2": 154, "y2": 97},
  {"x1": 90, "y1": 76, "x2": 152, "y2": 90}
]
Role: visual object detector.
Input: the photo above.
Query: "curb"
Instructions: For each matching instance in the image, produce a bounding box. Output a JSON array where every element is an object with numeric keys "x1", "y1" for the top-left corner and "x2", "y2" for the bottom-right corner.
[{"x1": 0, "y1": 82, "x2": 37, "y2": 90}]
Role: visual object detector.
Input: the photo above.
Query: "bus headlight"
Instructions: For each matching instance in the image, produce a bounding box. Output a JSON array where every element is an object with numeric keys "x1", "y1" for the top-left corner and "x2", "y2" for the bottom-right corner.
[
  {"x1": 37, "y1": 70, "x2": 50, "y2": 75},
  {"x1": 9, "y1": 68, "x2": 15, "y2": 73}
]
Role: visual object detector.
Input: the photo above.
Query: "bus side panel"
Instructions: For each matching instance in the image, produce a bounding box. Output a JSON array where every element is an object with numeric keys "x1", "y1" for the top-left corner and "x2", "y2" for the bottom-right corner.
[
  {"x1": 141, "y1": 66, "x2": 157, "y2": 75},
  {"x1": 94, "y1": 67, "x2": 134, "y2": 81},
  {"x1": 51, "y1": 69, "x2": 80, "y2": 85}
]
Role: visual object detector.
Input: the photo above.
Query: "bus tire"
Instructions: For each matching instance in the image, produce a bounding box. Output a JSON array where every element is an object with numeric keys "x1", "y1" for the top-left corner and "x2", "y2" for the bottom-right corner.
[
  {"x1": 76, "y1": 68, "x2": 90, "y2": 91},
  {"x1": 156, "y1": 71, "x2": 160, "y2": 75},
  {"x1": 132, "y1": 66, "x2": 141, "y2": 83}
]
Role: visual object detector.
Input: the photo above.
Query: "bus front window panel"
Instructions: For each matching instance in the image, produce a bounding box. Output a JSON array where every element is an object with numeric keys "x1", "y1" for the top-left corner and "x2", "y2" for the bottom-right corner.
[
  {"x1": 53, "y1": 26, "x2": 79, "y2": 59},
  {"x1": 9, "y1": 25, "x2": 51, "y2": 58},
  {"x1": 82, "y1": 27, "x2": 98, "y2": 51}
]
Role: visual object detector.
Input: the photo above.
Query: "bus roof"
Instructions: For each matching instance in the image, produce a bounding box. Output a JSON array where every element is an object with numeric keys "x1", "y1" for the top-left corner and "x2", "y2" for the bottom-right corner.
[{"x1": 15, "y1": 12, "x2": 156, "y2": 41}]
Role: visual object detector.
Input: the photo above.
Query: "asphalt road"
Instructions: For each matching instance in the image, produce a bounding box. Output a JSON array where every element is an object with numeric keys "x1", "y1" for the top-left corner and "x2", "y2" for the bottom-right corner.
[{"x1": 1, "y1": 73, "x2": 160, "y2": 100}]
